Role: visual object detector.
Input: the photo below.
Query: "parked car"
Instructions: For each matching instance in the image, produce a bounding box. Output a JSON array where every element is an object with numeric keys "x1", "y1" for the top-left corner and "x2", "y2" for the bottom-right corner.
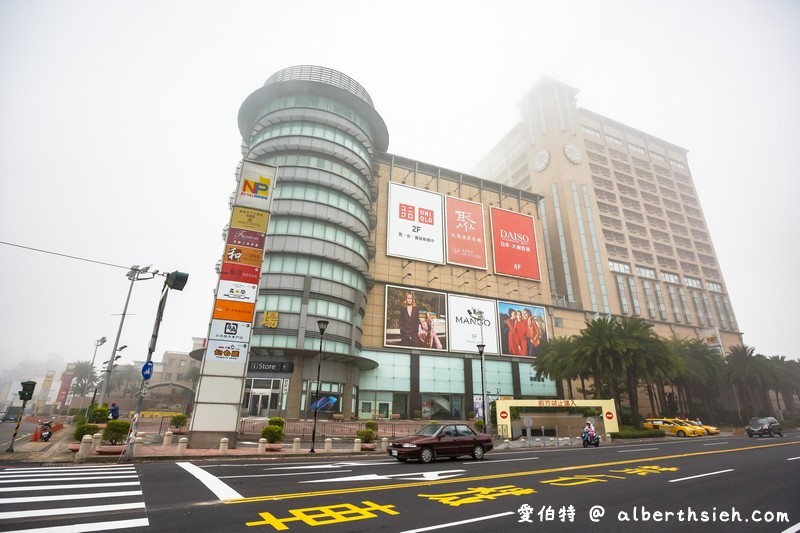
[
  {"x1": 387, "y1": 423, "x2": 493, "y2": 463},
  {"x1": 682, "y1": 419, "x2": 720, "y2": 435},
  {"x1": 745, "y1": 417, "x2": 783, "y2": 438},
  {"x1": 667, "y1": 418, "x2": 708, "y2": 436},
  {"x1": 643, "y1": 418, "x2": 699, "y2": 437}
]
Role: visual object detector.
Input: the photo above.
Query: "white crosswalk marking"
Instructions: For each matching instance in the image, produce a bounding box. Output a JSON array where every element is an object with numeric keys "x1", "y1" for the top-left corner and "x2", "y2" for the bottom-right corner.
[{"x1": 0, "y1": 464, "x2": 149, "y2": 531}]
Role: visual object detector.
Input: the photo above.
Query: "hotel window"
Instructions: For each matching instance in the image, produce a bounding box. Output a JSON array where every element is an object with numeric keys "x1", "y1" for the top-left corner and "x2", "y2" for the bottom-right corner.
[
  {"x1": 636, "y1": 266, "x2": 657, "y2": 279},
  {"x1": 661, "y1": 271, "x2": 680, "y2": 284},
  {"x1": 650, "y1": 152, "x2": 666, "y2": 163},
  {"x1": 669, "y1": 159, "x2": 686, "y2": 169},
  {"x1": 702, "y1": 292, "x2": 715, "y2": 327},
  {"x1": 706, "y1": 281, "x2": 723, "y2": 292},
  {"x1": 667, "y1": 285, "x2": 682, "y2": 321},
  {"x1": 653, "y1": 283, "x2": 669, "y2": 320},
  {"x1": 629, "y1": 144, "x2": 646, "y2": 155},
  {"x1": 606, "y1": 134, "x2": 624, "y2": 146},
  {"x1": 609, "y1": 260, "x2": 631, "y2": 274},
  {"x1": 684, "y1": 277, "x2": 702, "y2": 289},
  {"x1": 713, "y1": 294, "x2": 730, "y2": 329},
  {"x1": 615, "y1": 275, "x2": 630, "y2": 314},
  {"x1": 678, "y1": 287, "x2": 692, "y2": 324},
  {"x1": 691, "y1": 290, "x2": 706, "y2": 326},
  {"x1": 627, "y1": 278, "x2": 641, "y2": 315},
  {"x1": 581, "y1": 125, "x2": 602, "y2": 138},
  {"x1": 642, "y1": 280, "x2": 657, "y2": 318}
]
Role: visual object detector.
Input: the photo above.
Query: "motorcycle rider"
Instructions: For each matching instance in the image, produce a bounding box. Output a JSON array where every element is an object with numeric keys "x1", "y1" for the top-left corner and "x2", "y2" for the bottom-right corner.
[{"x1": 584, "y1": 421, "x2": 595, "y2": 440}]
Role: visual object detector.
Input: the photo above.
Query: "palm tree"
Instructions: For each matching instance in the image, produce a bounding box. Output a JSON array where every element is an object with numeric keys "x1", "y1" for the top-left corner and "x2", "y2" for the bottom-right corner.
[
  {"x1": 669, "y1": 338, "x2": 723, "y2": 418},
  {"x1": 572, "y1": 317, "x2": 624, "y2": 412},
  {"x1": 615, "y1": 317, "x2": 670, "y2": 427},
  {"x1": 69, "y1": 361, "x2": 98, "y2": 398},
  {"x1": 721, "y1": 344, "x2": 773, "y2": 421}
]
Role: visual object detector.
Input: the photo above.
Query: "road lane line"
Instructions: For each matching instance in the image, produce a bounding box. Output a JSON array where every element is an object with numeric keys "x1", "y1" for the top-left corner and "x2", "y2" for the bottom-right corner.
[
  {"x1": 0, "y1": 490, "x2": 142, "y2": 504},
  {"x1": 617, "y1": 448, "x2": 658, "y2": 453},
  {"x1": 226, "y1": 439, "x2": 800, "y2": 504},
  {"x1": 787, "y1": 456, "x2": 800, "y2": 461},
  {"x1": 668, "y1": 469, "x2": 734, "y2": 483},
  {"x1": 176, "y1": 461, "x2": 242, "y2": 500},
  {"x1": 3, "y1": 517, "x2": 150, "y2": 532},
  {"x1": 0, "y1": 470, "x2": 135, "y2": 479},
  {"x1": 466, "y1": 457, "x2": 538, "y2": 464},
  {"x1": 702, "y1": 442, "x2": 729, "y2": 446},
  {"x1": 0, "y1": 482, "x2": 140, "y2": 493},
  {"x1": 401, "y1": 511, "x2": 515, "y2": 532},
  {"x1": 0, "y1": 502, "x2": 145, "y2": 520},
  {"x1": 780, "y1": 522, "x2": 800, "y2": 533},
  {"x1": 218, "y1": 470, "x2": 349, "y2": 479},
  {"x1": 0, "y1": 465, "x2": 134, "y2": 473}
]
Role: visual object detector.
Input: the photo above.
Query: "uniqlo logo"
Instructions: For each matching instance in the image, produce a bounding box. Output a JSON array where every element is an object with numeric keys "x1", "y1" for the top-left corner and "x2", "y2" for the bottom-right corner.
[
  {"x1": 399, "y1": 203, "x2": 415, "y2": 221},
  {"x1": 418, "y1": 208, "x2": 434, "y2": 225}
]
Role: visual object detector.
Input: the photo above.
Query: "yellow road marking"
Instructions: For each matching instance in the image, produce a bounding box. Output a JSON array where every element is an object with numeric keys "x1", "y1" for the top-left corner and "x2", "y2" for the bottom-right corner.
[{"x1": 225, "y1": 440, "x2": 799, "y2": 505}]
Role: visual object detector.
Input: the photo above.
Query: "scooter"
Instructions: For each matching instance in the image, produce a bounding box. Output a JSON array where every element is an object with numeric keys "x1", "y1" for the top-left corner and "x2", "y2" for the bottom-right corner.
[
  {"x1": 39, "y1": 419, "x2": 53, "y2": 442},
  {"x1": 581, "y1": 429, "x2": 600, "y2": 447}
]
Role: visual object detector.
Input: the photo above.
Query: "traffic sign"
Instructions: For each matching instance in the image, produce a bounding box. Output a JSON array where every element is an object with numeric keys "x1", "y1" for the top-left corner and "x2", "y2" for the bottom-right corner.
[
  {"x1": 500, "y1": 410, "x2": 508, "y2": 420},
  {"x1": 142, "y1": 361, "x2": 154, "y2": 380},
  {"x1": 605, "y1": 411, "x2": 614, "y2": 420}
]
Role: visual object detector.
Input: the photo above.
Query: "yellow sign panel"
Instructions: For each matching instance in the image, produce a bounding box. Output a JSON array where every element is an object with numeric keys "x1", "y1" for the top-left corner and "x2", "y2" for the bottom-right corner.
[
  {"x1": 262, "y1": 311, "x2": 279, "y2": 328},
  {"x1": 231, "y1": 207, "x2": 269, "y2": 233}
]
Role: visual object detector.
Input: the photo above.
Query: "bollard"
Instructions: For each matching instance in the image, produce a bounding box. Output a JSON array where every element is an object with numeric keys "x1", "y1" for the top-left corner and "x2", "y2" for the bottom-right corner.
[
  {"x1": 133, "y1": 437, "x2": 143, "y2": 457},
  {"x1": 76, "y1": 434, "x2": 93, "y2": 460},
  {"x1": 605, "y1": 433, "x2": 611, "y2": 444},
  {"x1": 293, "y1": 437, "x2": 301, "y2": 453},
  {"x1": 354, "y1": 438, "x2": 362, "y2": 452},
  {"x1": 534, "y1": 437, "x2": 542, "y2": 447},
  {"x1": 91, "y1": 433, "x2": 102, "y2": 452},
  {"x1": 162, "y1": 431, "x2": 173, "y2": 447},
  {"x1": 177, "y1": 437, "x2": 188, "y2": 456},
  {"x1": 219, "y1": 437, "x2": 229, "y2": 455},
  {"x1": 381, "y1": 437, "x2": 388, "y2": 452},
  {"x1": 258, "y1": 438, "x2": 267, "y2": 454},
  {"x1": 324, "y1": 438, "x2": 332, "y2": 453},
  {"x1": 562, "y1": 437, "x2": 571, "y2": 446}
]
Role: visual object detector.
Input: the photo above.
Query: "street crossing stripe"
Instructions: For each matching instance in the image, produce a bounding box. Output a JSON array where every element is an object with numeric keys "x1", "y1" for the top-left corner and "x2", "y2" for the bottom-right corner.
[
  {"x1": 0, "y1": 490, "x2": 142, "y2": 504},
  {"x1": 176, "y1": 461, "x2": 243, "y2": 500},
  {"x1": 0, "y1": 482, "x2": 140, "y2": 493},
  {"x1": 2, "y1": 517, "x2": 149, "y2": 532},
  {"x1": 0, "y1": 502, "x2": 145, "y2": 520}
]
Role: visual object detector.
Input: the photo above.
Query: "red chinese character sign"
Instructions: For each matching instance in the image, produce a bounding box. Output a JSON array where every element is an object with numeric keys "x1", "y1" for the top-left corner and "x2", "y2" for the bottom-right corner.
[
  {"x1": 445, "y1": 196, "x2": 487, "y2": 269},
  {"x1": 489, "y1": 207, "x2": 541, "y2": 281},
  {"x1": 386, "y1": 183, "x2": 445, "y2": 264}
]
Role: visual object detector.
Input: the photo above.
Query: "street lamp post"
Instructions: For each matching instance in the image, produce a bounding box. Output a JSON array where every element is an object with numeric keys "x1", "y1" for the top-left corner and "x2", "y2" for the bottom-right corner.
[
  {"x1": 78, "y1": 336, "x2": 106, "y2": 415},
  {"x1": 309, "y1": 319, "x2": 328, "y2": 453},
  {"x1": 97, "y1": 265, "x2": 158, "y2": 407},
  {"x1": 477, "y1": 344, "x2": 487, "y2": 431}
]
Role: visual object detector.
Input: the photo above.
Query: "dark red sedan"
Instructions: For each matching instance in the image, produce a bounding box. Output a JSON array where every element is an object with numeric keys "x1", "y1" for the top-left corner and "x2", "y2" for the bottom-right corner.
[{"x1": 387, "y1": 423, "x2": 493, "y2": 463}]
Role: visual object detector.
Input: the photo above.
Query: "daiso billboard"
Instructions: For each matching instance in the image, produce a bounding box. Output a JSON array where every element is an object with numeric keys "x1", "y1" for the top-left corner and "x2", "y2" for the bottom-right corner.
[{"x1": 489, "y1": 207, "x2": 541, "y2": 281}]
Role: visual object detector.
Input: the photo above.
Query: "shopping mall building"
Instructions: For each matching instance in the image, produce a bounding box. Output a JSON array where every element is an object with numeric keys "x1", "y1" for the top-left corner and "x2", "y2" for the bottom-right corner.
[{"x1": 190, "y1": 65, "x2": 742, "y2": 438}]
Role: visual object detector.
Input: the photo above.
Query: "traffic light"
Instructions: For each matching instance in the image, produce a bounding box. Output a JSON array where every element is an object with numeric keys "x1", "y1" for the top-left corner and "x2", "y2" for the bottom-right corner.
[{"x1": 18, "y1": 381, "x2": 36, "y2": 401}]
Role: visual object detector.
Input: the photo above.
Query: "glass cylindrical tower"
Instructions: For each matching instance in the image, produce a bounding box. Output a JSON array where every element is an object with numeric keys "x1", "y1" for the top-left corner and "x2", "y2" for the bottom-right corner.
[{"x1": 237, "y1": 66, "x2": 388, "y2": 386}]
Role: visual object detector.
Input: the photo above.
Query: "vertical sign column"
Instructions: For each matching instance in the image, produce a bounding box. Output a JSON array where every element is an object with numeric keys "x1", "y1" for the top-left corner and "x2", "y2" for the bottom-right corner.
[{"x1": 189, "y1": 161, "x2": 275, "y2": 447}]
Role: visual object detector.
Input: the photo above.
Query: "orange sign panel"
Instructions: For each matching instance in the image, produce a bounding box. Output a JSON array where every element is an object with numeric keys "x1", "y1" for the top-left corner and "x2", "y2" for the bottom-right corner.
[{"x1": 212, "y1": 299, "x2": 256, "y2": 322}]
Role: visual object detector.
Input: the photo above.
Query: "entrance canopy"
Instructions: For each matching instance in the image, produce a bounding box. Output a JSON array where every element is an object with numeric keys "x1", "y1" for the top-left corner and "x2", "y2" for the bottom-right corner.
[{"x1": 495, "y1": 398, "x2": 619, "y2": 439}]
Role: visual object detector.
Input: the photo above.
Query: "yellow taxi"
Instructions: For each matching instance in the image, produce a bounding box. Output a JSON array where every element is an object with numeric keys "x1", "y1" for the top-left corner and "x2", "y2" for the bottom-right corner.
[
  {"x1": 667, "y1": 418, "x2": 708, "y2": 436},
  {"x1": 681, "y1": 419, "x2": 720, "y2": 435},
  {"x1": 643, "y1": 418, "x2": 699, "y2": 437}
]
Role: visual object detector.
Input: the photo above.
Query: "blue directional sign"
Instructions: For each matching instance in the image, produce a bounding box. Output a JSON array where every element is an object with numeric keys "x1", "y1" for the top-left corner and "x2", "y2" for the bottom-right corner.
[{"x1": 142, "y1": 361, "x2": 154, "y2": 380}]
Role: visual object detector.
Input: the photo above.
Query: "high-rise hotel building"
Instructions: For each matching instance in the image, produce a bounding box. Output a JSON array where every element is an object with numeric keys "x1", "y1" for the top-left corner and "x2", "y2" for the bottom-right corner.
[
  {"x1": 198, "y1": 67, "x2": 741, "y2": 433},
  {"x1": 472, "y1": 78, "x2": 742, "y2": 348}
]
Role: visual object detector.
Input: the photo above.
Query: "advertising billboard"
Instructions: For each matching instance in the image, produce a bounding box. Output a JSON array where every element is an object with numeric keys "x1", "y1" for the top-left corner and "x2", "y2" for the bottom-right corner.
[
  {"x1": 446, "y1": 294, "x2": 500, "y2": 354},
  {"x1": 230, "y1": 207, "x2": 269, "y2": 233},
  {"x1": 219, "y1": 262, "x2": 260, "y2": 284},
  {"x1": 227, "y1": 228, "x2": 266, "y2": 249},
  {"x1": 489, "y1": 207, "x2": 541, "y2": 281},
  {"x1": 386, "y1": 183, "x2": 445, "y2": 264},
  {"x1": 384, "y1": 285, "x2": 448, "y2": 351},
  {"x1": 209, "y1": 319, "x2": 252, "y2": 343},
  {"x1": 445, "y1": 196, "x2": 487, "y2": 269},
  {"x1": 497, "y1": 300, "x2": 548, "y2": 357},
  {"x1": 216, "y1": 280, "x2": 258, "y2": 303},
  {"x1": 235, "y1": 160, "x2": 275, "y2": 211},
  {"x1": 212, "y1": 299, "x2": 256, "y2": 322}
]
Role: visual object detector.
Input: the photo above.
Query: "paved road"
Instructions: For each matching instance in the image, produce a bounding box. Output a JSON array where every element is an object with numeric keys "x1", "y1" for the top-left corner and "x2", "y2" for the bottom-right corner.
[{"x1": 1, "y1": 434, "x2": 798, "y2": 532}]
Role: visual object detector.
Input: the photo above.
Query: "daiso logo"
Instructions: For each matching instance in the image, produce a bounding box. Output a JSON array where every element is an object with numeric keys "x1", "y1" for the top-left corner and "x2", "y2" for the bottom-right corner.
[{"x1": 499, "y1": 229, "x2": 530, "y2": 243}]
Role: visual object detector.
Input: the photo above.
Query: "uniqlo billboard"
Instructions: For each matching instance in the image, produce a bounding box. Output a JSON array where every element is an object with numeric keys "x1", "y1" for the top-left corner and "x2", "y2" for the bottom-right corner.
[
  {"x1": 386, "y1": 183, "x2": 445, "y2": 264},
  {"x1": 489, "y1": 207, "x2": 541, "y2": 281}
]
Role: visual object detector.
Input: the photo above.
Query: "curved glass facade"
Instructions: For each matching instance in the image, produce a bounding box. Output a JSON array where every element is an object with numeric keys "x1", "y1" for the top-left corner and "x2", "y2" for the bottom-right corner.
[{"x1": 238, "y1": 66, "x2": 388, "y2": 359}]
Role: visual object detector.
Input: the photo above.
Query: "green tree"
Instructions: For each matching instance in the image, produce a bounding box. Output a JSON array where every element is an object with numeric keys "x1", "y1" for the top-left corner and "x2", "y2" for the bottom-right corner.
[
  {"x1": 69, "y1": 360, "x2": 98, "y2": 398},
  {"x1": 721, "y1": 344, "x2": 773, "y2": 421},
  {"x1": 572, "y1": 317, "x2": 624, "y2": 411},
  {"x1": 183, "y1": 365, "x2": 201, "y2": 390}
]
